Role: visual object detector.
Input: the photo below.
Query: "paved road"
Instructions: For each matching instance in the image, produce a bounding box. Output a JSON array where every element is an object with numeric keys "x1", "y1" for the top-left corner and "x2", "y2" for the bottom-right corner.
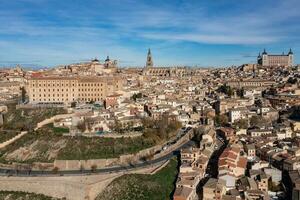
[{"x1": 0, "y1": 140, "x2": 193, "y2": 177}]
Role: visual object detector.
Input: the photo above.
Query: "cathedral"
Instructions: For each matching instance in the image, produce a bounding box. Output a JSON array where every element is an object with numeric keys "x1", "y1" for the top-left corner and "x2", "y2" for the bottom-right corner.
[
  {"x1": 145, "y1": 48, "x2": 153, "y2": 68},
  {"x1": 142, "y1": 49, "x2": 206, "y2": 77}
]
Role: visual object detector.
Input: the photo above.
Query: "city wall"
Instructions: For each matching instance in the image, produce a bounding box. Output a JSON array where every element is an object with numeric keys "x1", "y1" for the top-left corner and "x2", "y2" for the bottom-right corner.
[
  {"x1": 35, "y1": 113, "x2": 74, "y2": 130},
  {"x1": 0, "y1": 131, "x2": 28, "y2": 149}
]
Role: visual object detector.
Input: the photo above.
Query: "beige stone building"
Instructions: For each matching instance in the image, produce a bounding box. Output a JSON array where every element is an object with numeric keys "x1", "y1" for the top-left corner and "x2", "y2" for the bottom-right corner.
[
  {"x1": 226, "y1": 79, "x2": 275, "y2": 89},
  {"x1": 27, "y1": 76, "x2": 123, "y2": 104},
  {"x1": 257, "y1": 49, "x2": 294, "y2": 67},
  {"x1": 203, "y1": 178, "x2": 226, "y2": 200}
]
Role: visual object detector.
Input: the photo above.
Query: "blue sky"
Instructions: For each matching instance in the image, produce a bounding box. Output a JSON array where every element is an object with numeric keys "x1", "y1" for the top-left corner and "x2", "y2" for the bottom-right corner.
[{"x1": 0, "y1": 0, "x2": 300, "y2": 67}]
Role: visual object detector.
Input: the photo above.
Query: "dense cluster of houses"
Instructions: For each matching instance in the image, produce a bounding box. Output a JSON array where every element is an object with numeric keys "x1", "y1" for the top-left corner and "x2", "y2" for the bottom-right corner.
[{"x1": 174, "y1": 127, "x2": 216, "y2": 200}]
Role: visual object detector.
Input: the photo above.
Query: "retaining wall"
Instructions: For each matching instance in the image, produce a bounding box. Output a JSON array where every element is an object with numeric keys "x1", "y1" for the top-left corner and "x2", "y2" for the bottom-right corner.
[
  {"x1": 54, "y1": 158, "x2": 119, "y2": 170},
  {"x1": 0, "y1": 161, "x2": 167, "y2": 200},
  {"x1": 35, "y1": 114, "x2": 73, "y2": 130},
  {"x1": 0, "y1": 131, "x2": 28, "y2": 149}
]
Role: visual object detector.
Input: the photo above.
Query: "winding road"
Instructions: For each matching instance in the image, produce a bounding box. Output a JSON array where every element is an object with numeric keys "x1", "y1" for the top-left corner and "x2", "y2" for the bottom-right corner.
[{"x1": 0, "y1": 140, "x2": 194, "y2": 177}]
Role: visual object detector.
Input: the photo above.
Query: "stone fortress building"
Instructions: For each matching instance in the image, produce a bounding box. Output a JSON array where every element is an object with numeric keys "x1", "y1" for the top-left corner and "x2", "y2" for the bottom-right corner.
[{"x1": 257, "y1": 49, "x2": 294, "y2": 67}]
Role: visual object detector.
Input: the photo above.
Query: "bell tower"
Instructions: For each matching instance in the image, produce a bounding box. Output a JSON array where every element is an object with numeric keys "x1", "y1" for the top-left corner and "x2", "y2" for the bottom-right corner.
[{"x1": 145, "y1": 48, "x2": 153, "y2": 68}]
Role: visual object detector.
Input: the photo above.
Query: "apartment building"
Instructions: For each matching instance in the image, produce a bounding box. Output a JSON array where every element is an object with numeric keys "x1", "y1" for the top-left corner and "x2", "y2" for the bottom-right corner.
[{"x1": 27, "y1": 76, "x2": 123, "y2": 104}]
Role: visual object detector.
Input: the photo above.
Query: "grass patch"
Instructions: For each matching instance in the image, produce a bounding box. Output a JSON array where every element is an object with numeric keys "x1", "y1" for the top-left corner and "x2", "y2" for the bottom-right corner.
[
  {"x1": 46, "y1": 124, "x2": 69, "y2": 135},
  {"x1": 56, "y1": 136, "x2": 154, "y2": 160},
  {"x1": 0, "y1": 191, "x2": 63, "y2": 200},
  {"x1": 96, "y1": 157, "x2": 178, "y2": 200}
]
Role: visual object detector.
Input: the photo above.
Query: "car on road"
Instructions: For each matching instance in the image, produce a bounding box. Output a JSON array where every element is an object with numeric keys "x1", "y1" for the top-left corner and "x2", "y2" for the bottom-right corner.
[{"x1": 204, "y1": 173, "x2": 210, "y2": 178}]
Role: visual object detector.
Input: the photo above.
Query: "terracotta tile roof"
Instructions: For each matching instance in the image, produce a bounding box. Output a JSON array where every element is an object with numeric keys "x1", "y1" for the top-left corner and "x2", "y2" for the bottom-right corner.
[{"x1": 237, "y1": 157, "x2": 247, "y2": 168}]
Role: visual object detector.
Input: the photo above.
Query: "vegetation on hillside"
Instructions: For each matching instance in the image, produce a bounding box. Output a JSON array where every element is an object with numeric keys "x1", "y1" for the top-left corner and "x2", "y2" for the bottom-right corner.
[
  {"x1": 0, "y1": 126, "x2": 154, "y2": 163},
  {"x1": 0, "y1": 130, "x2": 19, "y2": 143},
  {"x1": 2, "y1": 105, "x2": 66, "y2": 131},
  {"x1": 56, "y1": 135, "x2": 154, "y2": 160},
  {"x1": 142, "y1": 117, "x2": 182, "y2": 144},
  {"x1": 0, "y1": 106, "x2": 181, "y2": 163},
  {"x1": 96, "y1": 157, "x2": 178, "y2": 200}
]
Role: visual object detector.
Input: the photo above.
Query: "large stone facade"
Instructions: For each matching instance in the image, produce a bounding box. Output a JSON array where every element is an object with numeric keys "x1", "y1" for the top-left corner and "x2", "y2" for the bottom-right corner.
[
  {"x1": 257, "y1": 49, "x2": 294, "y2": 67},
  {"x1": 226, "y1": 79, "x2": 275, "y2": 89},
  {"x1": 27, "y1": 76, "x2": 124, "y2": 104}
]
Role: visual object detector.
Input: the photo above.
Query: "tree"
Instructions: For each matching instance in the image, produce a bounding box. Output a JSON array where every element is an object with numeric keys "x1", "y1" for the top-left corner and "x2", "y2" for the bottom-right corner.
[
  {"x1": 250, "y1": 116, "x2": 267, "y2": 128},
  {"x1": 71, "y1": 102, "x2": 76, "y2": 108},
  {"x1": 254, "y1": 99, "x2": 262, "y2": 107},
  {"x1": 131, "y1": 93, "x2": 143, "y2": 101},
  {"x1": 234, "y1": 119, "x2": 249, "y2": 129},
  {"x1": 287, "y1": 77, "x2": 297, "y2": 84},
  {"x1": 290, "y1": 106, "x2": 300, "y2": 120},
  {"x1": 142, "y1": 116, "x2": 181, "y2": 144},
  {"x1": 91, "y1": 164, "x2": 97, "y2": 172},
  {"x1": 268, "y1": 87, "x2": 277, "y2": 96},
  {"x1": 20, "y1": 87, "x2": 26, "y2": 103},
  {"x1": 113, "y1": 118, "x2": 123, "y2": 133},
  {"x1": 236, "y1": 88, "x2": 244, "y2": 98},
  {"x1": 215, "y1": 114, "x2": 228, "y2": 127},
  {"x1": 52, "y1": 167, "x2": 59, "y2": 174},
  {"x1": 76, "y1": 121, "x2": 86, "y2": 132},
  {"x1": 217, "y1": 85, "x2": 234, "y2": 96}
]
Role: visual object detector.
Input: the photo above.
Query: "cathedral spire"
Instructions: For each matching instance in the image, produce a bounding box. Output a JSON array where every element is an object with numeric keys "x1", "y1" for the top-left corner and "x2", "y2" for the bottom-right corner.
[{"x1": 146, "y1": 48, "x2": 153, "y2": 68}]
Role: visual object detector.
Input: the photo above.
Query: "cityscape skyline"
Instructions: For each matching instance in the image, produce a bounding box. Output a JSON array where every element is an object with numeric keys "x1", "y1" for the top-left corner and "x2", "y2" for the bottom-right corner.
[
  {"x1": 0, "y1": 1, "x2": 300, "y2": 199},
  {"x1": 1, "y1": 0, "x2": 300, "y2": 67}
]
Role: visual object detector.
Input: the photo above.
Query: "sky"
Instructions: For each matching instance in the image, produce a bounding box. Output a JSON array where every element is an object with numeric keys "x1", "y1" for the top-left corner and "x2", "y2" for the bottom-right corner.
[{"x1": 0, "y1": 0, "x2": 300, "y2": 68}]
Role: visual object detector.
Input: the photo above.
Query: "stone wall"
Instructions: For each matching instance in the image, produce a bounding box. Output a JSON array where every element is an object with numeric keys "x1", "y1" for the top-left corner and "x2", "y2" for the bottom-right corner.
[
  {"x1": 35, "y1": 114, "x2": 73, "y2": 130},
  {"x1": 54, "y1": 158, "x2": 119, "y2": 170},
  {"x1": 53, "y1": 129, "x2": 193, "y2": 170},
  {"x1": 0, "y1": 173, "x2": 121, "y2": 200},
  {"x1": 0, "y1": 131, "x2": 27, "y2": 149},
  {"x1": 0, "y1": 160, "x2": 167, "y2": 200}
]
